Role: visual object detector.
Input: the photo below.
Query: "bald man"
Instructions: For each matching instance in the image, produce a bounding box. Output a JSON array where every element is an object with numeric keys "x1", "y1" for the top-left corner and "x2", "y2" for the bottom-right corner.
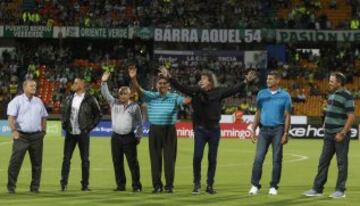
[{"x1": 101, "y1": 72, "x2": 143, "y2": 192}]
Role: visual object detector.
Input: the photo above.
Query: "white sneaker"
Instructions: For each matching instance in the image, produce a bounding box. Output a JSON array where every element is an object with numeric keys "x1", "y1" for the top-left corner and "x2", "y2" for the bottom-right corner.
[
  {"x1": 269, "y1": 187, "x2": 278, "y2": 195},
  {"x1": 249, "y1": 185, "x2": 259, "y2": 195}
]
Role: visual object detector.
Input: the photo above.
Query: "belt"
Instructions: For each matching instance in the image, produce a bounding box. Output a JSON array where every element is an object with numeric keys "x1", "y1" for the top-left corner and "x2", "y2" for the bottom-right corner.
[
  {"x1": 113, "y1": 132, "x2": 134, "y2": 137},
  {"x1": 18, "y1": 131, "x2": 41, "y2": 135},
  {"x1": 260, "y1": 125, "x2": 284, "y2": 129}
]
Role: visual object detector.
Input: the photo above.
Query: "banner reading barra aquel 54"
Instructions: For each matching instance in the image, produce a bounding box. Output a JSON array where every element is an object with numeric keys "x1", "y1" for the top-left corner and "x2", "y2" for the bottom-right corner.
[
  {"x1": 277, "y1": 29, "x2": 360, "y2": 42},
  {"x1": 154, "y1": 28, "x2": 262, "y2": 43},
  {"x1": 4, "y1": 26, "x2": 53, "y2": 38}
]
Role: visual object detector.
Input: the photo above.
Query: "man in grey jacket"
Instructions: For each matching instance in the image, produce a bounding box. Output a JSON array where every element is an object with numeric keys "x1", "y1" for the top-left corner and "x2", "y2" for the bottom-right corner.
[{"x1": 101, "y1": 71, "x2": 143, "y2": 192}]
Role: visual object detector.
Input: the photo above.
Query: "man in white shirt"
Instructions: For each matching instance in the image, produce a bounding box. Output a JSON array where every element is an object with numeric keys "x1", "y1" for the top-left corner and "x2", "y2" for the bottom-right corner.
[{"x1": 60, "y1": 77, "x2": 101, "y2": 191}]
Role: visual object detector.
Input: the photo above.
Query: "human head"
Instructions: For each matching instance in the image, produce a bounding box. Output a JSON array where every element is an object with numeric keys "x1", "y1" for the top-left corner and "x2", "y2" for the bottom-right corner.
[
  {"x1": 23, "y1": 79, "x2": 36, "y2": 96},
  {"x1": 266, "y1": 71, "x2": 281, "y2": 90},
  {"x1": 198, "y1": 70, "x2": 218, "y2": 91},
  {"x1": 118, "y1": 86, "x2": 131, "y2": 103},
  {"x1": 329, "y1": 72, "x2": 345, "y2": 92}
]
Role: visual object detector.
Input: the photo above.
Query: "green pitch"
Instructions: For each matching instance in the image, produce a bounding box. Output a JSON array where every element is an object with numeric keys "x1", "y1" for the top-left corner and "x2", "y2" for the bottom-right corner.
[{"x1": 0, "y1": 136, "x2": 359, "y2": 206}]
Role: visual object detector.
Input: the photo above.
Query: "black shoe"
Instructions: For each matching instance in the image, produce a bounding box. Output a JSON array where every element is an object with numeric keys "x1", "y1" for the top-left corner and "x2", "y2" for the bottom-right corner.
[
  {"x1": 113, "y1": 186, "x2": 126, "y2": 192},
  {"x1": 61, "y1": 184, "x2": 67, "y2": 192},
  {"x1": 81, "y1": 186, "x2": 91, "y2": 191},
  {"x1": 165, "y1": 188, "x2": 173, "y2": 193},
  {"x1": 8, "y1": 189, "x2": 15, "y2": 194},
  {"x1": 152, "y1": 187, "x2": 163, "y2": 193},
  {"x1": 30, "y1": 189, "x2": 40, "y2": 193},
  {"x1": 132, "y1": 187, "x2": 142, "y2": 192},
  {"x1": 206, "y1": 186, "x2": 216, "y2": 194},
  {"x1": 192, "y1": 185, "x2": 201, "y2": 194}
]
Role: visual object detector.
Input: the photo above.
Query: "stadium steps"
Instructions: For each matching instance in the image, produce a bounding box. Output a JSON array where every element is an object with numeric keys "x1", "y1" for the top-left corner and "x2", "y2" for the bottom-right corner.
[
  {"x1": 277, "y1": 0, "x2": 352, "y2": 29},
  {"x1": 22, "y1": 0, "x2": 36, "y2": 10}
]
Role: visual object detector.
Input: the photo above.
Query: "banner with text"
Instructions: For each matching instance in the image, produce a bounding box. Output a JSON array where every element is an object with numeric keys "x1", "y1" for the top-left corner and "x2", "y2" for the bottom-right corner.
[
  {"x1": 277, "y1": 30, "x2": 360, "y2": 42},
  {"x1": 154, "y1": 28, "x2": 262, "y2": 43},
  {"x1": 289, "y1": 124, "x2": 359, "y2": 139},
  {"x1": 154, "y1": 50, "x2": 244, "y2": 66},
  {"x1": 53, "y1": 27, "x2": 128, "y2": 39},
  {"x1": 0, "y1": 120, "x2": 61, "y2": 137},
  {"x1": 3, "y1": 26, "x2": 53, "y2": 38}
]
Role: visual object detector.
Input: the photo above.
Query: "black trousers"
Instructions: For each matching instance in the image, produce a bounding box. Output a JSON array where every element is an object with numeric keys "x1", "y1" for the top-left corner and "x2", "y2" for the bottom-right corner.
[
  {"x1": 60, "y1": 132, "x2": 90, "y2": 187},
  {"x1": 111, "y1": 132, "x2": 141, "y2": 189},
  {"x1": 7, "y1": 131, "x2": 44, "y2": 191},
  {"x1": 313, "y1": 133, "x2": 350, "y2": 193},
  {"x1": 149, "y1": 125, "x2": 177, "y2": 189}
]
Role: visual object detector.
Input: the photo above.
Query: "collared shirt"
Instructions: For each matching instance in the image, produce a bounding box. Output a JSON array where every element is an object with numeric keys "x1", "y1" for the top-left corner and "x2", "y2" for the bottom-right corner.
[
  {"x1": 7, "y1": 94, "x2": 48, "y2": 132},
  {"x1": 256, "y1": 88, "x2": 292, "y2": 127},
  {"x1": 70, "y1": 92, "x2": 85, "y2": 135},
  {"x1": 101, "y1": 83, "x2": 143, "y2": 137},
  {"x1": 324, "y1": 88, "x2": 355, "y2": 134},
  {"x1": 142, "y1": 90, "x2": 184, "y2": 125}
]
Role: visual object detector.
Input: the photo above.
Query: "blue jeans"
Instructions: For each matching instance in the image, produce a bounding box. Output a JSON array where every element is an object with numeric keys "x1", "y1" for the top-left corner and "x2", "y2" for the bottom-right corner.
[
  {"x1": 313, "y1": 133, "x2": 350, "y2": 193},
  {"x1": 251, "y1": 126, "x2": 284, "y2": 189},
  {"x1": 193, "y1": 126, "x2": 221, "y2": 187}
]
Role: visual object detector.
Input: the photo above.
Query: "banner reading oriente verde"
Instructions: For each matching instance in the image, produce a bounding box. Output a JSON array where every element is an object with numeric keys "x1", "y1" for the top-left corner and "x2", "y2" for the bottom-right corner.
[
  {"x1": 154, "y1": 28, "x2": 262, "y2": 43},
  {"x1": 277, "y1": 29, "x2": 360, "y2": 42},
  {"x1": 79, "y1": 27, "x2": 128, "y2": 38},
  {"x1": 4, "y1": 25, "x2": 53, "y2": 38}
]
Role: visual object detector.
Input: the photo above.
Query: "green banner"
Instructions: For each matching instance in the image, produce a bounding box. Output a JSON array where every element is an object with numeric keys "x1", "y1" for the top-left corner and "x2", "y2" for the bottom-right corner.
[
  {"x1": 4, "y1": 25, "x2": 53, "y2": 38},
  {"x1": 276, "y1": 29, "x2": 360, "y2": 42},
  {"x1": 46, "y1": 121, "x2": 62, "y2": 137},
  {"x1": 79, "y1": 27, "x2": 128, "y2": 39},
  {"x1": 132, "y1": 26, "x2": 154, "y2": 39},
  {"x1": 154, "y1": 28, "x2": 262, "y2": 43}
]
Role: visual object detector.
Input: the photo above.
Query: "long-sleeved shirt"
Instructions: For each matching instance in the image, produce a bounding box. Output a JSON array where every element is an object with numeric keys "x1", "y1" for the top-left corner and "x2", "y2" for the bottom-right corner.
[
  {"x1": 170, "y1": 77, "x2": 247, "y2": 129},
  {"x1": 101, "y1": 83, "x2": 143, "y2": 138}
]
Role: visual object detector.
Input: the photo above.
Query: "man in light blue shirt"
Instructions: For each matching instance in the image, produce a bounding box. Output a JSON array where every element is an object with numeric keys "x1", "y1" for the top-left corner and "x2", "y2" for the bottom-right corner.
[
  {"x1": 249, "y1": 71, "x2": 292, "y2": 196},
  {"x1": 7, "y1": 79, "x2": 48, "y2": 193}
]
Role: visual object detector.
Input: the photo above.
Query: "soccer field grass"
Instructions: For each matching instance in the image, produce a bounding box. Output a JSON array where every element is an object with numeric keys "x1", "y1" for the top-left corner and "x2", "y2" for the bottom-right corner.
[{"x1": 0, "y1": 136, "x2": 359, "y2": 206}]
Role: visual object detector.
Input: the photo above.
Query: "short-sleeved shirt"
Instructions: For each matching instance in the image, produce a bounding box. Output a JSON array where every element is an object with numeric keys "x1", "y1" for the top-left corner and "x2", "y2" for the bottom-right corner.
[
  {"x1": 7, "y1": 94, "x2": 48, "y2": 132},
  {"x1": 142, "y1": 90, "x2": 184, "y2": 125},
  {"x1": 256, "y1": 88, "x2": 292, "y2": 127},
  {"x1": 324, "y1": 88, "x2": 355, "y2": 134}
]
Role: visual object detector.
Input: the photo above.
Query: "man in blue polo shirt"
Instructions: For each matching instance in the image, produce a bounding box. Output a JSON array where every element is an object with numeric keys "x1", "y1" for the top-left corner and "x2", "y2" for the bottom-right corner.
[
  {"x1": 129, "y1": 65, "x2": 190, "y2": 193},
  {"x1": 248, "y1": 71, "x2": 292, "y2": 196}
]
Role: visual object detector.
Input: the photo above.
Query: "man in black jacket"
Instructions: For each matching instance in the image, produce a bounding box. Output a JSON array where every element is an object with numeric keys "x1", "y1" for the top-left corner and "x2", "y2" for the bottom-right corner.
[
  {"x1": 160, "y1": 67, "x2": 256, "y2": 194},
  {"x1": 60, "y1": 77, "x2": 101, "y2": 191}
]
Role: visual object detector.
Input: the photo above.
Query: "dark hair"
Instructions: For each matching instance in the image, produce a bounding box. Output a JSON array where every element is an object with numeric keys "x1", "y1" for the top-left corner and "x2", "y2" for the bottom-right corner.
[
  {"x1": 200, "y1": 70, "x2": 218, "y2": 88},
  {"x1": 330, "y1": 72, "x2": 346, "y2": 86},
  {"x1": 156, "y1": 76, "x2": 169, "y2": 83},
  {"x1": 268, "y1": 71, "x2": 281, "y2": 79}
]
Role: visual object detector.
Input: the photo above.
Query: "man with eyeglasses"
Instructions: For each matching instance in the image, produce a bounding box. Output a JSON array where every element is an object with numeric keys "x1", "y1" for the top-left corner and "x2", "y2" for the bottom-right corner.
[
  {"x1": 101, "y1": 71, "x2": 143, "y2": 192},
  {"x1": 129, "y1": 65, "x2": 191, "y2": 193}
]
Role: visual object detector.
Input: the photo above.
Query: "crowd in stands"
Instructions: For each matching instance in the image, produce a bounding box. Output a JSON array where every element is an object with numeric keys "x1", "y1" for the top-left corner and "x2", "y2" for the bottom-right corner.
[
  {"x1": 2, "y1": 39, "x2": 360, "y2": 118},
  {"x1": 0, "y1": 0, "x2": 360, "y2": 29}
]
